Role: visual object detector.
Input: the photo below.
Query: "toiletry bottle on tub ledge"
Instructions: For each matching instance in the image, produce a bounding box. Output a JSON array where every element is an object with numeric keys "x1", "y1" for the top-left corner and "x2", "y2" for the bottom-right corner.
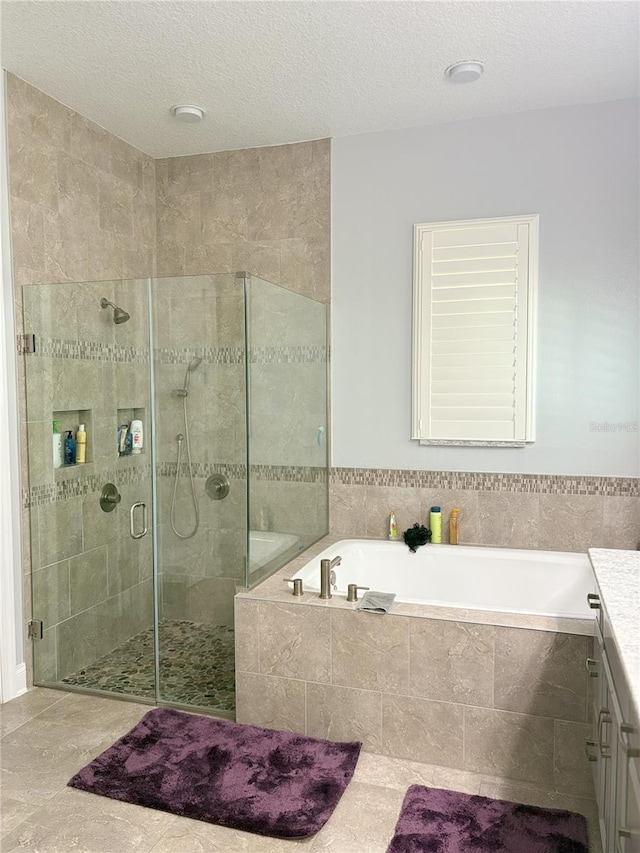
[
  {"x1": 389, "y1": 511, "x2": 398, "y2": 540},
  {"x1": 430, "y1": 506, "x2": 442, "y2": 543},
  {"x1": 449, "y1": 508, "x2": 459, "y2": 545}
]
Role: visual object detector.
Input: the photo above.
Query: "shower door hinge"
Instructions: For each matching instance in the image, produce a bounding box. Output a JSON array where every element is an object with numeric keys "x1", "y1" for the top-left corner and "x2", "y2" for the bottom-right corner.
[
  {"x1": 17, "y1": 333, "x2": 36, "y2": 355},
  {"x1": 28, "y1": 619, "x2": 43, "y2": 641}
]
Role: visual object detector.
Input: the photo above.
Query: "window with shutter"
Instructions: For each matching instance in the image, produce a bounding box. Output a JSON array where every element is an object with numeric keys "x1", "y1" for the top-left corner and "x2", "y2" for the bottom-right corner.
[{"x1": 412, "y1": 214, "x2": 537, "y2": 445}]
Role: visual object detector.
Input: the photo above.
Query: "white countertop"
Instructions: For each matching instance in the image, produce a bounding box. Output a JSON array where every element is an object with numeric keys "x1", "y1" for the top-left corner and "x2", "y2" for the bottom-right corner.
[{"x1": 588, "y1": 548, "x2": 640, "y2": 719}]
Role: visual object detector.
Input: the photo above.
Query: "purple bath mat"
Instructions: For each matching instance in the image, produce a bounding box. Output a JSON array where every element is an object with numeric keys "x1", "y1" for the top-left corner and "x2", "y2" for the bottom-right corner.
[
  {"x1": 68, "y1": 707, "x2": 361, "y2": 839},
  {"x1": 387, "y1": 785, "x2": 589, "y2": 853}
]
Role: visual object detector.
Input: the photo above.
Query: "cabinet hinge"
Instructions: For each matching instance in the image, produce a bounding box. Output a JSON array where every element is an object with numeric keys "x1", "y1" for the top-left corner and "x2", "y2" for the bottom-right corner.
[
  {"x1": 17, "y1": 333, "x2": 36, "y2": 355},
  {"x1": 27, "y1": 619, "x2": 43, "y2": 641}
]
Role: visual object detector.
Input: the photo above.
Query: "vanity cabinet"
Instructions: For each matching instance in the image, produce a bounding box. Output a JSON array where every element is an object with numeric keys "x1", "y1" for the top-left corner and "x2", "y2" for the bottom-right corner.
[{"x1": 588, "y1": 592, "x2": 640, "y2": 852}]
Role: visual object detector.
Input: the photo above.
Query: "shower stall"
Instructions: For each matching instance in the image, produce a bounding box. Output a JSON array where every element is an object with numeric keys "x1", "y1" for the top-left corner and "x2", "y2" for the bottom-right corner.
[{"x1": 22, "y1": 272, "x2": 329, "y2": 717}]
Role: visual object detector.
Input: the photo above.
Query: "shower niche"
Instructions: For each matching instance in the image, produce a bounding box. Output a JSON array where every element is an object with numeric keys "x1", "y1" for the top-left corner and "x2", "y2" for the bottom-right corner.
[
  {"x1": 23, "y1": 272, "x2": 329, "y2": 717},
  {"x1": 116, "y1": 407, "x2": 146, "y2": 458},
  {"x1": 52, "y1": 408, "x2": 93, "y2": 469}
]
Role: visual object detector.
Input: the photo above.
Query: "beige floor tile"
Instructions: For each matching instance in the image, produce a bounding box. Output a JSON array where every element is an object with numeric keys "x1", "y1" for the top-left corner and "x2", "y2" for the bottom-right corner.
[
  {"x1": 10, "y1": 786, "x2": 175, "y2": 853},
  {"x1": 0, "y1": 687, "x2": 68, "y2": 737},
  {"x1": 35, "y1": 691, "x2": 150, "y2": 731},
  {"x1": 310, "y1": 781, "x2": 405, "y2": 852},
  {"x1": 353, "y1": 751, "x2": 483, "y2": 795},
  {"x1": 0, "y1": 797, "x2": 40, "y2": 837},
  {"x1": 149, "y1": 815, "x2": 315, "y2": 852}
]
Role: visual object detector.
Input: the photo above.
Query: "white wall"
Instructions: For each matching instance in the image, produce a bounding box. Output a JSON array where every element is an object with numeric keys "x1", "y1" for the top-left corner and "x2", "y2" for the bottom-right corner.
[{"x1": 332, "y1": 99, "x2": 639, "y2": 476}]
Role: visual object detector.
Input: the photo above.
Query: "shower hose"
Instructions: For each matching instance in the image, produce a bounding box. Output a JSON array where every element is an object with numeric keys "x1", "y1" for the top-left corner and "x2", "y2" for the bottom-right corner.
[{"x1": 169, "y1": 394, "x2": 200, "y2": 539}]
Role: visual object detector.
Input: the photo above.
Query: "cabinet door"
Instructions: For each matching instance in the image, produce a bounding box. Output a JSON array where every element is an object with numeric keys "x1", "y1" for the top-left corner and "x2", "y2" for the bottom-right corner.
[
  {"x1": 592, "y1": 633, "x2": 615, "y2": 850},
  {"x1": 616, "y1": 723, "x2": 640, "y2": 853}
]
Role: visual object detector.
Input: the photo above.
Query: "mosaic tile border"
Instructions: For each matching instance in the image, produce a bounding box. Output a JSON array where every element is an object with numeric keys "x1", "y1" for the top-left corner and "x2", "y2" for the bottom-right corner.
[
  {"x1": 157, "y1": 347, "x2": 244, "y2": 366},
  {"x1": 24, "y1": 464, "x2": 152, "y2": 508},
  {"x1": 26, "y1": 462, "x2": 329, "y2": 507},
  {"x1": 249, "y1": 345, "x2": 327, "y2": 365},
  {"x1": 331, "y1": 467, "x2": 640, "y2": 497},
  {"x1": 34, "y1": 338, "x2": 149, "y2": 364},
  {"x1": 31, "y1": 342, "x2": 328, "y2": 367}
]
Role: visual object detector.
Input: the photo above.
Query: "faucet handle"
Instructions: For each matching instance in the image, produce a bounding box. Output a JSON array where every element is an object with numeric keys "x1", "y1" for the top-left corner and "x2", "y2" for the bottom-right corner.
[
  {"x1": 346, "y1": 584, "x2": 370, "y2": 603},
  {"x1": 283, "y1": 578, "x2": 304, "y2": 596}
]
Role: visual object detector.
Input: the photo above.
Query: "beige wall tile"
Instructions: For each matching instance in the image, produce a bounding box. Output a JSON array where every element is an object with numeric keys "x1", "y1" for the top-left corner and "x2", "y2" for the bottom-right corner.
[
  {"x1": 364, "y1": 485, "x2": 421, "y2": 540},
  {"x1": 32, "y1": 560, "x2": 70, "y2": 627},
  {"x1": 156, "y1": 153, "x2": 213, "y2": 196},
  {"x1": 477, "y1": 491, "x2": 540, "y2": 548},
  {"x1": 494, "y1": 627, "x2": 588, "y2": 722},
  {"x1": 8, "y1": 197, "x2": 45, "y2": 272},
  {"x1": 554, "y1": 720, "x2": 595, "y2": 797},
  {"x1": 410, "y1": 619, "x2": 495, "y2": 707},
  {"x1": 235, "y1": 671, "x2": 306, "y2": 732},
  {"x1": 259, "y1": 601, "x2": 331, "y2": 682},
  {"x1": 602, "y1": 496, "x2": 640, "y2": 550},
  {"x1": 382, "y1": 693, "x2": 465, "y2": 768},
  {"x1": 538, "y1": 494, "x2": 605, "y2": 552},
  {"x1": 38, "y1": 497, "x2": 83, "y2": 565},
  {"x1": 329, "y1": 483, "x2": 367, "y2": 537},
  {"x1": 332, "y1": 609, "x2": 409, "y2": 693},
  {"x1": 57, "y1": 607, "x2": 98, "y2": 678},
  {"x1": 306, "y1": 683, "x2": 382, "y2": 752},
  {"x1": 69, "y1": 546, "x2": 108, "y2": 615},
  {"x1": 234, "y1": 599, "x2": 260, "y2": 673},
  {"x1": 464, "y1": 706, "x2": 555, "y2": 786}
]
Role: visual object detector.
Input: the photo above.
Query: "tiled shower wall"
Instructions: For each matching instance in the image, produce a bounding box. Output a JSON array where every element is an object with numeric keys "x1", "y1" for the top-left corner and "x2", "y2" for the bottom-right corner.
[
  {"x1": 155, "y1": 143, "x2": 330, "y2": 302},
  {"x1": 330, "y1": 468, "x2": 640, "y2": 551},
  {"x1": 8, "y1": 74, "x2": 331, "y2": 686},
  {"x1": 7, "y1": 74, "x2": 157, "y2": 685}
]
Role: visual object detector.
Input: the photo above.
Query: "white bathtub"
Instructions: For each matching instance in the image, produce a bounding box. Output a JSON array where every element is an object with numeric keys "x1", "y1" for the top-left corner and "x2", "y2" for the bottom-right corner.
[
  {"x1": 249, "y1": 531, "x2": 300, "y2": 570},
  {"x1": 292, "y1": 539, "x2": 596, "y2": 620}
]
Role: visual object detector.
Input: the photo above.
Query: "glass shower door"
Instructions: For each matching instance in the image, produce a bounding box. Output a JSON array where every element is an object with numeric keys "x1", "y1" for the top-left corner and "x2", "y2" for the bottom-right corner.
[
  {"x1": 23, "y1": 278, "x2": 156, "y2": 700},
  {"x1": 152, "y1": 273, "x2": 247, "y2": 716}
]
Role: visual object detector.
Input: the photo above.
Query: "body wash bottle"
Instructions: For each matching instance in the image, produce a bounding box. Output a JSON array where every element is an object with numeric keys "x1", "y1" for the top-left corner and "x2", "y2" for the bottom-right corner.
[
  {"x1": 76, "y1": 424, "x2": 87, "y2": 464},
  {"x1": 389, "y1": 511, "x2": 398, "y2": 540},
  {"x1": 429, "y1": 506, "x2": 442, "y2": 543},
  {"x1": 52, "y1": 421, "x2": 63, "y2": 469},
  {"x1": 63, "y1": 430, "x2": 76, "y2": 466},
  {"x1": 130, "y1": 419, "x2": 143, "y2": 454},
  {"x1": 449, "y1": 508, "x2": 459, "y2": 545}
]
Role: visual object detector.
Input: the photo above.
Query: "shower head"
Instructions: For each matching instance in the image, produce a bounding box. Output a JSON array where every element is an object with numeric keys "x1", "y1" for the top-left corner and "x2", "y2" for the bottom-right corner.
[
  {"x1": 178, "y1": 356, "x2": 202, "y2": 397},
  {"x1": 100, "y1": 298, "x2": 130, "y2": 325}
]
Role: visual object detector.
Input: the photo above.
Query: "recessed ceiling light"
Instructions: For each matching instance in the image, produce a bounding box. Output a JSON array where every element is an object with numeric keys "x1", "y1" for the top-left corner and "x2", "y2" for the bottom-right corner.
[
  {"x1": 170, "y1": 104, "x2": 205, "y2": 123},
  {"x1": 444, "y1": 61, "x2": 484, "y2": 84}
]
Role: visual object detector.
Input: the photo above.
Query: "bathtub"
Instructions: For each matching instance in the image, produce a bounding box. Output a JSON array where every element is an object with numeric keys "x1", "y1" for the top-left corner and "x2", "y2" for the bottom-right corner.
[
  {"x1": 249, "y1": 530, "x2": 300, "y2": 571},
  {"x1": 291, "y1": 539, "x2": 596, "y2": 620}
]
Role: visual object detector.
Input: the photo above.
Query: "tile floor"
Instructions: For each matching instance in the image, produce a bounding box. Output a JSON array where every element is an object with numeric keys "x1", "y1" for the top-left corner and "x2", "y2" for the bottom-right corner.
[{"x1": 1, "y1": 688, "x2": 602, "y2": 853}]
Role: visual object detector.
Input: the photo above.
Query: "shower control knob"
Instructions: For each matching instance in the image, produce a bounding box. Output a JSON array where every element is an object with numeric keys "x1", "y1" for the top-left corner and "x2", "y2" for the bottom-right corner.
[{"x1": 205, "y1": 474, "x2": 230, "y2": 501}]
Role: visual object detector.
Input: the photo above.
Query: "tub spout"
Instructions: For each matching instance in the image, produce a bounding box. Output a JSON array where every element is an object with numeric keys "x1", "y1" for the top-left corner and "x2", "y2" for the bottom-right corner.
[{"x1": 320, "y1": 556, "x2": 341, "y2": 599}]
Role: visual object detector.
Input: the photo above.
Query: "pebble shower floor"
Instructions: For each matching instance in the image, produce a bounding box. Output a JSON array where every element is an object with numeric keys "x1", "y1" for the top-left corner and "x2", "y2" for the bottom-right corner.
[{"x1": 62, "y1": 620, "x2": 236, "y2": 712}]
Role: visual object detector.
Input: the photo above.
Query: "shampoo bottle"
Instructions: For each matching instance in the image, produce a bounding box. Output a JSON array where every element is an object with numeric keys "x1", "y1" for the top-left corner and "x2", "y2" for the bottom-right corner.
[
  {"x1": 52, "y1": 420, "x2": 63, "y2": 469},
  {"x1": 449, "y1": 508, "x2": 459, "y2": 545},
  {"x1": 389, "y1": 510, "x2": 398, "y2": 540},
  {"x1": 429, "y1": 506, "x2": 442, "y2": 543},
  {"x1": 76, "y1": 424, "x2": 87, "y2": 464},
  {"x1": 130, "y1": 419, "x2": 143, "y2": 454},
  {"x1": 63, "y1": 430, "x2": 76, "y2": 466}
]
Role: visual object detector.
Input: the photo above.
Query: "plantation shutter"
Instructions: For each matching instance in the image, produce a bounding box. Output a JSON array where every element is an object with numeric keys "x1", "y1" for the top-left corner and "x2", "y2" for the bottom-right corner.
[{"x1": 412, "y1": 215, "x2": 537, "y2": 444}]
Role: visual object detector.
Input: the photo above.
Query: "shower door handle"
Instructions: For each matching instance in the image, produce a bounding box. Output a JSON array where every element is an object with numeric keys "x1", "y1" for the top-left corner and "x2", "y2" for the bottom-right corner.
[{"x1": 130, "y1": 501, "x2": 148, "y2": 540}]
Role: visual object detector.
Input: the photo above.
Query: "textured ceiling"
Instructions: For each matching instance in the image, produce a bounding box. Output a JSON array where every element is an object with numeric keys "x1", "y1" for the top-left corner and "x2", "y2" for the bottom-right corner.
[{"x1": 1, "y1": 1, "x2": 638, "y2": 158}]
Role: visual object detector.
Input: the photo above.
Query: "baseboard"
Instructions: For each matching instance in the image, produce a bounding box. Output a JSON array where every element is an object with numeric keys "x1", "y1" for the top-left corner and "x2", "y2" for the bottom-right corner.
[{"x1": 14, "y1": 662, "x2": 27, "y2": 696}]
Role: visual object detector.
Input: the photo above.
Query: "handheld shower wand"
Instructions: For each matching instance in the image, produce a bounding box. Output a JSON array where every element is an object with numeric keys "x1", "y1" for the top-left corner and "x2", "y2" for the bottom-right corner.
[{"x1": 170, "y1": 357, "x2": 202, "y2": 539}]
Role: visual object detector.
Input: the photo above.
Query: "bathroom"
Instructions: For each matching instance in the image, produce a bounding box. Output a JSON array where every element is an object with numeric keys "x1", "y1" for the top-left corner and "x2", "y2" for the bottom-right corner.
[{"x1": 0, "y1": 2, "x2": 639, "y2": 851}]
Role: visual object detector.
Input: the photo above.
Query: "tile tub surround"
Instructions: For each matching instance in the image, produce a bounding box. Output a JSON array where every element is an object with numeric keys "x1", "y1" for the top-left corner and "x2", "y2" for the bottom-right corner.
[
  {"x1": 330, "y1": 467, "x2": 640, "y2": 552},
  {"x1": 235, "y1": 537, "x2": 596, "y2": 795}
]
